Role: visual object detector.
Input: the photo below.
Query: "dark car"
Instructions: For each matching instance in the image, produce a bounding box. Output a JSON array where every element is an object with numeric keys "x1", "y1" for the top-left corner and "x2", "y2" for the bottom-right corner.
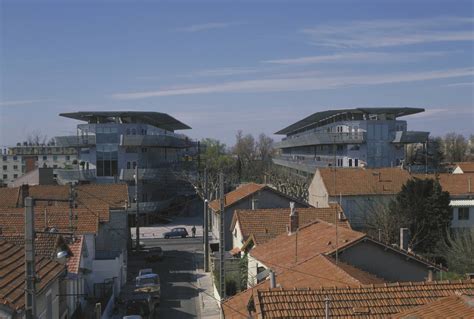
[
  {"x1": 163, "y1": 227, "x2": 188, "y2": 239},
  {"x1": 125, "y1": 293, "x2": 157, "y2": 319},
  {"x1": 145, "y1": 247, "x2": 163, "y2": 262}
]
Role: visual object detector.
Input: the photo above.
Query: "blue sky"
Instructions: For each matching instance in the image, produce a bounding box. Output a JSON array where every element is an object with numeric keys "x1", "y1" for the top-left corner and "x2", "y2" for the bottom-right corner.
[{"x1": 1, "y1": 0, "x2": 473, "y2": 146}]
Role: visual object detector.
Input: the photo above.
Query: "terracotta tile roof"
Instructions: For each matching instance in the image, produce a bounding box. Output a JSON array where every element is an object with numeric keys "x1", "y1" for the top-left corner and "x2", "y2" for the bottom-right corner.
[
  {"x1": 1, "y1": 233, "x2": 62, "y2": 257},
  {"x1": 222, "y1": 254, "x2": 384, "y2": 319},
  {"x1": 455, "y1": 162, "x2": 474, "y2": 173},
  {"x1": 424, "y1": 173, "x2": 474, "y2": 196},
  {"x1": 318, "y1": 168, "x2": 474, "y2": 198},
  {"x1": 392, "y1": 293, "x2": 474, "y2": 318},
  {"x1": 209, "y1": 183, "x2": 266, "y2": 212},
  {"x1": 0, "y1": 206, "x2": 101, "y2": 234},
  {"x1": 249, "y1": 220, "x2": 365, "y2": 272},
  {"x1": 66, "y1": 236, "x2": 84, "y2": 274},
  {"x1": 0, "y1": 239, "x2": 66, "y2": 311},
  {"x1": 318, "y1": 167, "x2": 412, "y2": 196},
  {"x1": 232, "y1": 203, "x2": 349, "y2": 247},
  {"x1": 252, "y1": 280, "x2": 474, "y2": 318},
  {"x1": 0, "y1": 183, "x2": 128, "y2": 222}
]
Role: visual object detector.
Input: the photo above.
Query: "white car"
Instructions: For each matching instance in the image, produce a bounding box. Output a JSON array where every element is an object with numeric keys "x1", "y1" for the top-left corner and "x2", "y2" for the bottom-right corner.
[
  {"x1": 123, "y1": 316, "x2": 143, "y2": 319},
  {"x1": 138, "y1": 268, "x2": 153, "y2": 277}
]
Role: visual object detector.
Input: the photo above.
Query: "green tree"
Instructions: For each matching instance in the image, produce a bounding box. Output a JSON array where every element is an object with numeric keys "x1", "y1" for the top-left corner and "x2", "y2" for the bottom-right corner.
[
  {"x1": 441, "y1": 228, "x2": 474, "y2": 276},
  {"x1": 389, "y1": 178, "x2": 451, "y2": 255}
]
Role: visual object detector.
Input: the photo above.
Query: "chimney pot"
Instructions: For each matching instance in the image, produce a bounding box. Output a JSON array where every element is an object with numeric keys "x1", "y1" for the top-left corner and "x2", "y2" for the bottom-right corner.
[
  {"x1": 269, "y1": 270, "x2": 276, "y2": 289},
  {"x1": 400, "y1": 228, "x2": 410, "y2": 251},
  {"x1": 289, "y1": 202, "x2": 298, "y2": 234}
]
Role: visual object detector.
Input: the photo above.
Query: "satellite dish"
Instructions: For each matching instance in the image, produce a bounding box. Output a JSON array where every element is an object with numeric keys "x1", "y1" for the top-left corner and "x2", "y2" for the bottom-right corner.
[{"x1": 57, "y1": 250, "x2": 68, "y2": 259}]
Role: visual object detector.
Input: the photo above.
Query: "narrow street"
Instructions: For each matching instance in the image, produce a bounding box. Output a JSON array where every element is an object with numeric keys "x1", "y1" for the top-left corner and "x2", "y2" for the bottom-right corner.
[{"x1": 126, "y1": 199, "x2": 207, "y2": 318}]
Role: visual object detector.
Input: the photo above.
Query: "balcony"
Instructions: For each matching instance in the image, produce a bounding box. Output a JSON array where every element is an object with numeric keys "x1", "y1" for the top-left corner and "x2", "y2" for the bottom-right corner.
[
  {"x1": 55, "y1": 169, "x2": 96, "y2": 184},
  {"x1": 120, "y1": 134, "x2": 191, "y2": 148},
  {"x1": 55, "y1": 135, "x2": 96, "y2": 148},
  {"x1": 128, "y1": 199, "x2": 174, "y2": 213},
  {"x1": 275, "y1": 132, "x2": 365, "y2": 149},
  {"x1": 119, "y1": 168, "x2": 175, "y2": 181},
  {"x1": 272, "y1": 154, "x2": 348, "y2": 174}
]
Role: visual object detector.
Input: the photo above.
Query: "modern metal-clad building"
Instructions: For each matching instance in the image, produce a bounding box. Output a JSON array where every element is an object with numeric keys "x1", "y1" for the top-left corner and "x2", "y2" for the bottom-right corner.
[
  {"x1": 54, "y1": 111, "x2": 197, "y2": 212},
  {"x1": 273, "y1": 107, "x2": 429, "y2": 174}
]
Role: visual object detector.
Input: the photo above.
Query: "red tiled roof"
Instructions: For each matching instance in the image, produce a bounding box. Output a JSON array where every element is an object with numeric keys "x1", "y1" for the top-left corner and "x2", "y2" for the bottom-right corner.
[
  {"x1": 222, "y1": 254, "x2": 384, "y2": 319},
  {"x1": 0, "y1": 206, "x2": 100, "y2": 234},
  {"x1": 0, "y1": 183, "x2": 129, "y2": 222},
  {"x1": 455, "y1": 162, "x2": 474, "y2": 173},
  {"x1": 318, "y1": 168, "x2": 474, "y2": 197},
  {"x1": 392, "y1": 293, "x2": 474, "y2": 318},
  {"x1": 209, "y1": 183, "x2": 266, "y2": 212},
  {"x1": 317, "y1": 167, "x2": 412, "y2": 196},
  {"x1": 249, "y1": 220, "x2": 365, "y2": 273},
  {"x1": 252, "y1": 280, "x2": 474, "y2": 318},
  {"x1": 0, "y1": 239, "x2": 66, "y2": 311},
  {"x1": 232, "y1": 203, "x2": 349, "y2": 247},
  {"x1": 66, "y1": 236, "x2": 84, "y2": 274},
  {"x1": 1, "y1": 233, "x2": 63, "y2": 258}
]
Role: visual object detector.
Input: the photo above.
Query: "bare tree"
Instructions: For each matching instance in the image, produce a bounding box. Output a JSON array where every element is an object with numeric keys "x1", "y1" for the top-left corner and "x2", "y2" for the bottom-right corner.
[
  {"x1": 26, "y1": 130, "x2": 48, "y2": 146},
  {"x1": 441, "y1": 228, "x2": 474, "y2": 275},
  {"x1": 256, "y1": 133, "x2": 274, "y2": 161},
  {"x1": 265, "y1": 165, "x2": 310, "y2": 202},
  {"x1": 443, "y1": 133, "x2": 468, "y2": 162}
]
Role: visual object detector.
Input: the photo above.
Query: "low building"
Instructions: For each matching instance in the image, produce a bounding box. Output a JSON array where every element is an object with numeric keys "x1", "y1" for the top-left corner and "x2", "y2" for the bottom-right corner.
[
  {"x1": 208, "y1": 183, "x2": 309, "y2": 250},
  {"x1": 230, "y1": 203, "x2": 349, "y2": 253},
  {"x1": 248, "y1": 218, "x2": 443, "y2": 287},
  {"x1": 308, "y1": 167, "x2": 474, "y2": 229},
  {"x1": 222, "y1": 253, "x2": 384, "y2": 318},
  {"x1": 0, "y1": 239, "x2": 67, "y2": 319},
  {"x1": 249, "y1": 280, "x2": 474, "y2": 318}
]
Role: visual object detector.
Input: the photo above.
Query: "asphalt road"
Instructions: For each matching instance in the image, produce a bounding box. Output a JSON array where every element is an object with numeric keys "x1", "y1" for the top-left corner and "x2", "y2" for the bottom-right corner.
[{"x1": 139, "y1": 236, "x2": 202, "y2": 319}]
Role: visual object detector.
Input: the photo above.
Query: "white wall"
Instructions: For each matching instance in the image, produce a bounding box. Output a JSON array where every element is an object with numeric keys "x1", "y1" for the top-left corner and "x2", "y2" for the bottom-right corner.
[
  {"x1": 36, "y1": 280, "x2": 61, "y2": 319},
  {"x1": 232, "y1": 221, "x2": 245, "y2": 250}
]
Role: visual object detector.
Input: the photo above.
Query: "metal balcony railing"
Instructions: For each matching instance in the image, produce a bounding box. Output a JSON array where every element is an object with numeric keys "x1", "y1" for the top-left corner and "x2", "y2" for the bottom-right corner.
[
  {"x1": 119, "y1": 168, "x2": 175, "y2": 181},
  {"x1": 120, "y1": 134, "x2": 191, "y2": 148},
  {"x1": 55, "y1": 169, "x2": 97, "y2": 183},
  {"x1": 55, "y1": 135, "x2": 96, "y2": 147},
  {"x1": 275, "y1": 132, "x2": 365, "y2": 149}
]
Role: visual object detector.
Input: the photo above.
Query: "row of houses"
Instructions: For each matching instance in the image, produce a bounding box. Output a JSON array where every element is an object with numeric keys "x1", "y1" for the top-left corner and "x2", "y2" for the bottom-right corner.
[
  {"x1": 206, "y1": 164, "x2": 473, "y2": 318},
  {"x1": 0, "y1": 183, "x2": 130, "y2": 318}
]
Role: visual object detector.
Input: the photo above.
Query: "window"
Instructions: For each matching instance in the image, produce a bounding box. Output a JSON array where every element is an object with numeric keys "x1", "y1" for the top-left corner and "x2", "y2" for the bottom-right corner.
[
  {"x1": 13, "y1": 165, "x2": 18, "y2": 170},
  {"x1": 126, "y1": 128, "x2": 131, "y2": 135},
  {"x1": 96, "y1": 144, "x2": 118, "y2": 177},
  {"x1": 337, "y1": 145, "x2": 343, "y2": 151},
  {"x1": 13, "y1": 156, "x2": 18, "y2": 161},
  {"x1": 53, "y1": 164, "x2": 58, "y2": 169},
  {"x1": 142, "y1": 148, "x2": 147, "y2": 153},
  {"x1": 458, "y1": 207, "x2": 470, "y2": 220},
  {"x1": 3, "y1": 174, "x2": 7, "y2": 179},
  {"x1": 127, "y1": 162, "x2": 131, "y2": 169},
  {"x1": 349, "y1": 159, "x2": 353, "y2": 167},
  {"x1": 2, "y1": 165, "x2": 6, "y2": 170},
  {"x1": 53, "y1": 155, "x2": 58, "y2": 161},
  {"x1": 355, "y1": 159, "x2": 359, "y2": 167},
  {"x1": 43, "y1": 155, "x2": 48, "y2": 161},
  {"x1": 133, "y1": 161, "x2": 137, "y2": 169},
  {"x1": 2, "y1": 156, "x2": 7, "y2": 161},
  {"x1": 65, "y1": 155, "x2": 70, "y2": 161},
  {"x1": 13, "y1": 174, "x2": 18, "y2": 179}
]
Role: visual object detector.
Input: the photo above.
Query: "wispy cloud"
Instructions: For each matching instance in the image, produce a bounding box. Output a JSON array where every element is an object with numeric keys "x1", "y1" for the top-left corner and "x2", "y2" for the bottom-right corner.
[
  {"x1": 179, "y1": 67, "x2": 260, "y2": 78},
  {"x1": 443, "y1": 82, "x2": 474, "y2": 87},
  {"x1": 302, "y1": 16, "x2": 474, "y2": 48},
  {"x1": 0, "y1": 99, "x2": 50, "y2": 107},
  {"x1": 262, "y1": 51, "x2": 452, "y2": 65},
  {"x1": 176, "y1": 22, "x2": 235, "y2": 32},
  {"x1": 111, "y1": 67, "x2": 474, "y2": 100}
]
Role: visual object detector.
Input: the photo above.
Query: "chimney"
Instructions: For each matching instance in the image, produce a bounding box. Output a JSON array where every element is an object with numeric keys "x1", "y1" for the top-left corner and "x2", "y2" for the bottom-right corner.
[
  {"x1": 269, "y1": 270, "x2": 276, "y2": 288},
  {"x1": 18, "y1": 184, "x2": 30, "y2": 207},
  {"x1": 400, "y1": 228, "x2": 410, "y2": 251},
  {"x1": 427, "y1": 269, "x2": 433, "y2": 282},
  {"x1": 251, "y1": 198, "x2": 258, "y2": 210},
  {"x1": 289, "y1": 202, "x2": 298, "y2": 234}
]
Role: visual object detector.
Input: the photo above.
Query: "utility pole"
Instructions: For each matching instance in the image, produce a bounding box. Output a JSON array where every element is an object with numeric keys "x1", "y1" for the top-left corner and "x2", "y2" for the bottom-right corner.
[
  {"x1": 69, "y1": 183, "x2": 76, "y2": 235},
  {"x1": 203, "y1": 170, "x2": 210, "y2": 272},
  {"x1": 135, "y1": 164, "x2": 140, "y2": 250},
  {"x1": 219, "y1": 173, "x2": 226, "y2": 306},
  {"x1": 25, "y1": 197, "x2": 36, "y2": 319}
]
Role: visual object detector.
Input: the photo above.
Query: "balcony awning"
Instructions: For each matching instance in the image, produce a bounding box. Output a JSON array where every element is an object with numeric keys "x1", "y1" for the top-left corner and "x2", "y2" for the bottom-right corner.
[
  {"x1": 450, "y1": 199, "x2": 474, "y2": 207},
  {"x1": 392, "y1": 131, "x2": 429, "y2": 144}
]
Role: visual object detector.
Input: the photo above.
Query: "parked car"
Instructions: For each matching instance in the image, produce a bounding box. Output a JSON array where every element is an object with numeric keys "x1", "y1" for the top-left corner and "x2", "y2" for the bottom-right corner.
[
  {"x1": 138, "y1": 268, "x2": 153, "y2": 277},
  {"x1": 145, "y1": 247, "x2": 163, "y2": 262},
  {"x1": 123, "y1": 316, "x2": 143, "y2": 319},
  {"x1": 163, "y1": 227, "x2": 188, "y2": 239},
  {"x1": 125, "y1": 293, "x2": 157, "y2": 319},
  {"x1": 135, "y1": 273, "x2": 161, "y2": 306}
]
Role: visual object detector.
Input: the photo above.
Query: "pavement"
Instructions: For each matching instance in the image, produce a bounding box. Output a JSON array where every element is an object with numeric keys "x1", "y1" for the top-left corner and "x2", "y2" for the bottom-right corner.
[{"x1": 126, "y1": 199, "x2": 221, "y2": 318}]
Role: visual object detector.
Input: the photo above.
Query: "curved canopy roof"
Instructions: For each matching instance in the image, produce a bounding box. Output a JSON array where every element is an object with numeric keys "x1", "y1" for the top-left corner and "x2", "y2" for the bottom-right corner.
[
  {"x1": 59, "y1": 111, "x2": 191, "y2": 131},
  {"x1": 275, "y1": 107, "x2": 424, "y2": 135}
]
